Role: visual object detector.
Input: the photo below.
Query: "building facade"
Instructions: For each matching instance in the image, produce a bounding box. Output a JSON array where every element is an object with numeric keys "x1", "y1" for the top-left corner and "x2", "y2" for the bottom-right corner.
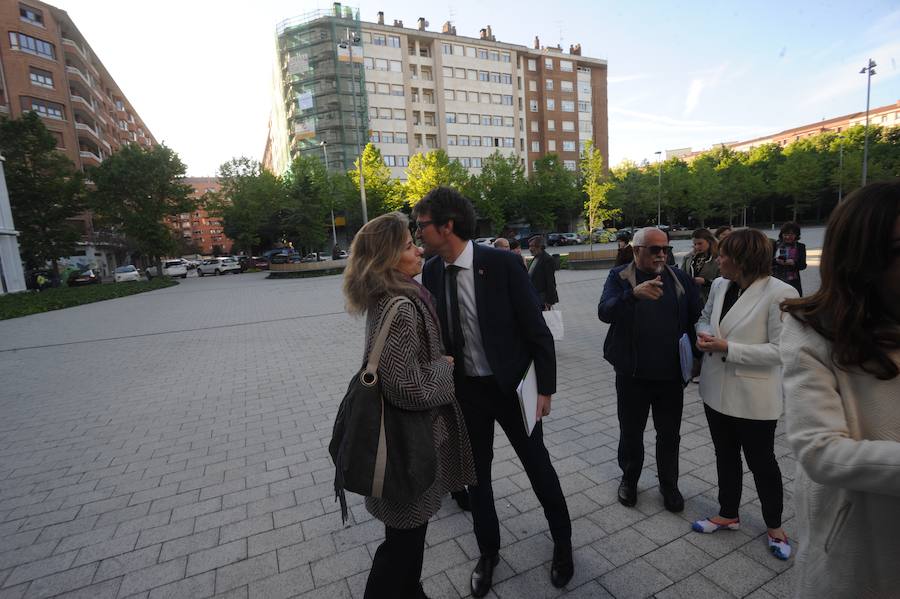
[
  {"x1": 0, "y1": 0, "x2": 156, "y2": 276},
  {"x1": 169, "y1": 178, "x2": 234, "y2": 257},
  {"x1": 265, "y1": 5, "x2": 608, "y2": 181}
]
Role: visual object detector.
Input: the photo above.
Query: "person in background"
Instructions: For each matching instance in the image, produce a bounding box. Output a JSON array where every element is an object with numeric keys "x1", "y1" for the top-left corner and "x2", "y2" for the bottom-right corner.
[
  {"x1": 343, "y1": 212, "x2": 475, "y2": 599},
  {"x1": 614, "y1": 230, "x2": 635, "y2": 266},
  {"x1": 680, "y1": 228, "x2": 720, "y2": 305},
  {"x1": 598, "y1": 227, "x2": 702, "y2": 512},
  {"x1": 528, "y1": 235, "x2": 559, "y2": 310},
  {"x1": 780, "y1": 181, "x2": 900, "y2": 599},
  {"x1": 508, "y1": 238, "x2": 527, "y2": 269},
  {"x1": 773, "y1": 222, "x2": 806, "y2": 295},
  {"x1": 691, "y1": 229, "x2": 798, "y2": 562},
  {"x1": 492, "y1": 238, "x2": 510, "y2": 250},
  {"x1": 715, "y1": 225, "x2": 733, "y2": 242},
  {"x1": 663, "y1": 229, "x2": 676, "y2": 266}
]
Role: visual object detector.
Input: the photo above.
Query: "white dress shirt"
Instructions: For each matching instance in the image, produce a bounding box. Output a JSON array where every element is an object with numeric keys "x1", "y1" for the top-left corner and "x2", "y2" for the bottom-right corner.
[{"x1": 445, "y1": 241, "x2": 492, "y2": 376}]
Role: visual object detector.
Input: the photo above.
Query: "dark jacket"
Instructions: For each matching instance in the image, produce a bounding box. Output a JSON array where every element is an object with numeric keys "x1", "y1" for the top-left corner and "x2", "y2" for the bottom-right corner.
[
  {"x1": 614, "y1": 245, "x2": 634, "y2": 267},
  {"x1": 422, "y1": 243, "x2": 556, "y2": 395},
  {"x1": 680, "y1": 251, "x2": 720, "y2": 306},
  {"x1": 363, "y1": 293, "x2": 475, "y2": 528},
  {"x1": 529, "y1": 251, "x2": 559, "y2": 306},
  {"x1": 597, "y1": 262, "x2": 703, "y2": 378},
  {"x1": 772, "y1": 241, "x2": 807, "y2": 281}
]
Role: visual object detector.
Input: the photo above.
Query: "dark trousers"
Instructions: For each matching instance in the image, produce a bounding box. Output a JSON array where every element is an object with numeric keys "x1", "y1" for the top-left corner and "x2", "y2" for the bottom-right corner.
[
  {"x1": 458, "y1": 375, "x2": 571, "y2": 556},
  {"x1": 364, "y1": 523, "x2": 427, "y2": 599},
  {"x1": 615, "y1": 374, "x2": 684, "y2": 488},
  {"x1": 703, "y1": 404, "x2": 783, "y2": 528}
]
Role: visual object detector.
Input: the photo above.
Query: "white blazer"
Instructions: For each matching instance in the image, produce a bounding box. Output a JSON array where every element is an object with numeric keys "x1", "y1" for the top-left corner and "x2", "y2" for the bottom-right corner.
[{"x1": 696, "y1": 276, "x2": 798, "y2": 420}]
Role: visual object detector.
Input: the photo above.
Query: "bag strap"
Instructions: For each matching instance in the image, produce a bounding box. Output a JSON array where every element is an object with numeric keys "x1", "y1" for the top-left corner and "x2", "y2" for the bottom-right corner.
[{"x1": 362, "y1": 296, "x2": 411, "y2": 384}]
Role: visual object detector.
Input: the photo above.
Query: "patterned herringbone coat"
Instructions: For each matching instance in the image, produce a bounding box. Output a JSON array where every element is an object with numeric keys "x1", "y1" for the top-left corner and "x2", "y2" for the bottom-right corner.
[{"x1": 363, "y1": 292, "x2": 476, "y2": 529}]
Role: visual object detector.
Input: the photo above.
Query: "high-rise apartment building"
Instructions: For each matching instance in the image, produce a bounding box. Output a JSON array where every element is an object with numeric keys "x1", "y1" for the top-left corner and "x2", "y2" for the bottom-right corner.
[
  {"x1": 0, "y1": 0, "x2": 156, "y2": 275},
  {"x1": 265, "y1": 5, "x2": 608, "y2": 181},
  {"x1": 169, "y1": 178, "x2": 234, "y2": 256}
]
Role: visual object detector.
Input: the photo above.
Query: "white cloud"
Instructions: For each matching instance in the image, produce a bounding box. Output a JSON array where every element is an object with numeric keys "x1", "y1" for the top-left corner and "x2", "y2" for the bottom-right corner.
[
  {"x1": 804, "y1": 40, "x2": 900, "y2": 107},
  {"x1": 683, "y1": 79, "x2": 704, "y2": 117}
]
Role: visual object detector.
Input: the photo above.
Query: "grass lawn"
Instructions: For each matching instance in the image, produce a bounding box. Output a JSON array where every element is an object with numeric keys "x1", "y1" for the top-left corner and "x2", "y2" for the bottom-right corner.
[{"x1": 0, "y1": 278, "x2": 178, "y2": 321}]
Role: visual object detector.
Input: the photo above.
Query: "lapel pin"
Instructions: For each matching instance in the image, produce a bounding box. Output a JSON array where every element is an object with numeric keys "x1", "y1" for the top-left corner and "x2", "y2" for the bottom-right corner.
[{"x1": 478, "y1": 269, "x2": 484, "y2": 276}]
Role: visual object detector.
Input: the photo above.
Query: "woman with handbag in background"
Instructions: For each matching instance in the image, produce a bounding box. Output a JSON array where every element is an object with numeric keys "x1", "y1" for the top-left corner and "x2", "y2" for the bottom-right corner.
[{"x1": 342, "y1": 212, "x2": 475, "y2": 599}]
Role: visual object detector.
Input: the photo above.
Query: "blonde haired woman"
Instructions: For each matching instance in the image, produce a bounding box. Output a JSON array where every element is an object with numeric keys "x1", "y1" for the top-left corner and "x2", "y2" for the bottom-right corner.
[{"x1": 343, "y1": 212, "x2": 474, "y2": 599}]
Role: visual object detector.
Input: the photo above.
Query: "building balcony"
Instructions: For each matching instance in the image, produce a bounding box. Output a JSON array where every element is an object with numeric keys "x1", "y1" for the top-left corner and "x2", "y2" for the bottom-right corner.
[
  {"x1": 65, "y1": 65, "x2": 92, "y2": 89},
  {"x1": 70, "y1": 94, "x2": 95, "y2": 113},
  {"x1": 79, "y1": 150, "x2": 102, "y2": 166},
  {"x1": 75, "y1": 122, "x2": 101, "y2": 141},
  {"x1": 62, "y1": 37, "x2": 88, "y2": 62}
]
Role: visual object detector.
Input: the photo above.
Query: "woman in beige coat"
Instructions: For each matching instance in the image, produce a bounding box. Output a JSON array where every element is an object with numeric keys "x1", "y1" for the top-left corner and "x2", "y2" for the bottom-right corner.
[
  {"x1": 780, "y1": 181, "x2": 900, "y2": 599},
  {"x1": 343, "y1": 212, "x2": 475, "y2": 599}
]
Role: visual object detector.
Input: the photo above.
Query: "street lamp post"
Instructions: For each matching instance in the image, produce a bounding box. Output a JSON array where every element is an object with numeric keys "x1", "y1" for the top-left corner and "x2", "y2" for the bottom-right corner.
[
  {"x1": 838, "y1": 137, "x2": 844, "y2": 202},
  {"x1": 320, "y1": 141, "x2": 337, "y2": 246},
  {"x1": 859, "y1": 59, "x2": 876, "y2": 186},
  {"x1": 654, "y1": 151, "x2": 662, "y2": 227},
  {"x1": 340, "y1": 30, "x2": 368, "y2": 224}
]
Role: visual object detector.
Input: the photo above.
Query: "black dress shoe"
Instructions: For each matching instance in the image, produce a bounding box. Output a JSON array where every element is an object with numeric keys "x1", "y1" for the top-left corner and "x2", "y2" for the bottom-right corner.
[
  {"x1": 470, "y1": 554, "x2": 499, "y2": 598},
  {"x1": 550, "y1": 543, "x2": 574, "y2": 588},
  {"x1": 617, "y1": 481, "x2": 637, "y2": 507},
  {"x1": 451, "y1": 489, "x2": 470, "y2": 511},
  {"x1": 660, "y1": 485, "x2": 684, "y2": 512}
]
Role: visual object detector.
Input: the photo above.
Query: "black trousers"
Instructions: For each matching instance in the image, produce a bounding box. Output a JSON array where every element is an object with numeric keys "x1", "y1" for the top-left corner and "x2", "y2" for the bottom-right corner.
[
  {"x1": 364, "y1": 522, "x2": 428, "y2": 599},
  {"x1": 704, "y1": 404, "x2": 783, "y2": 528},
  {"x1": 615, "y1": 374, "x2": 684, "y2": 488},
  {"x1": 458, "y1": 375, "x2": 571, "y2": 556}
]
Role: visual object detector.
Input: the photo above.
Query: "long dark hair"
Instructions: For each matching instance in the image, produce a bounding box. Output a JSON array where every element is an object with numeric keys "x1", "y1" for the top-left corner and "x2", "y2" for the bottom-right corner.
[{"x1": 781, "y1": 181, "x2": 900, "y2": 380}]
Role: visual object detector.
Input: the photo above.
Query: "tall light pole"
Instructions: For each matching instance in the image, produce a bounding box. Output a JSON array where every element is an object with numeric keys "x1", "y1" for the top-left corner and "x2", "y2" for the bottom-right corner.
[
  {"x1": 320, "y1": 140, "x2": 337, "y2": 246},
  {"x1": 654, "y1": 151, "x2": 662, "y2": 227},
  {"x1": 340, "y1": 30, "x2": 368, "y2": 224},
  {"x1": 838, "y1": 137, "x2": 844, "y2": 202},
  {"x1": 859, "y1": 59, "x2": 876, "y2": 186}
]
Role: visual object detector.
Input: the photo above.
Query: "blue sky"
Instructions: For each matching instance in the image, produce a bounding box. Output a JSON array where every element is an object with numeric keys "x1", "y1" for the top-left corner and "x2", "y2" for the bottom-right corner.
[{"x1": 56, "y1": 0, "x2": 900, "y2": 175}]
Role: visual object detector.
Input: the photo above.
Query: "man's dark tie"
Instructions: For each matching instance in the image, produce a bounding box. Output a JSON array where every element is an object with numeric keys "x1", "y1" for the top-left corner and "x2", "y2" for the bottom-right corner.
[{"x1": 446, "y1": 265, "x2": 466, "y2": 377}]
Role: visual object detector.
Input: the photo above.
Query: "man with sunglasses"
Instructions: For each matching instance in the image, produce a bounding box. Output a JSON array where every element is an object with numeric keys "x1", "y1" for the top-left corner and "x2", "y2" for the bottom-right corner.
[{"x1": 598, "y1": 227, "x2": 702, "y2": 512}]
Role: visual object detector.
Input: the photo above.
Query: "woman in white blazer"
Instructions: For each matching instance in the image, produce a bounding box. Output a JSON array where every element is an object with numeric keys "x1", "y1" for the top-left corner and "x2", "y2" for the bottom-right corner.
[
  {"x1": 780, "y1": 182, "x2": 899, "y2": 599},
  {"x1": 691, "y1": 229, "x2": 798, "y2": 561}
]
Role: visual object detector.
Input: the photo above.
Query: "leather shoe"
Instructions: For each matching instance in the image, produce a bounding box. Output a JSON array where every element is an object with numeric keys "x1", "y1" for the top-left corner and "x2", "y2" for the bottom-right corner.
[
  {"x1": 617, "y1": 481, "x2": 637, "y2": 507},
  {"x1": 470, "y1": 554, "x2": 499, "y2": 598},
  {"x1": 660, "y1": 485, "x2": 684, "y2": 512},
  {"x1": 451, "y1": 489, "x2": 470, "y2": 512},
  {"x1": 550, "y1": 543, "x2": 574, "y2": 588}
]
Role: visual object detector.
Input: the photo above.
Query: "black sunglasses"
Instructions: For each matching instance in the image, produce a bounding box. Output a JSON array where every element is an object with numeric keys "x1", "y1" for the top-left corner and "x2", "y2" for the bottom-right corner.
[
  {"x1": 635, "y1": 245, "x2": 672, "y2": 255},
  {"x1": 414, "y1": 220, "x2": 435, "y2": 231}
]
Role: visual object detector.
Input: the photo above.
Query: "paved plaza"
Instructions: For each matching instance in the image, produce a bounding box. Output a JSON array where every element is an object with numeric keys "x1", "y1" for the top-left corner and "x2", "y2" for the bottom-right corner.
[{"x1": 0, "y1": 234, "x2": 823, "y2": 599}]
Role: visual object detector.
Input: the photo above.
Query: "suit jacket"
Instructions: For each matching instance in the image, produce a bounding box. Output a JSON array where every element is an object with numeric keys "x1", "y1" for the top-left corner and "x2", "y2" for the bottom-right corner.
[
  {"x1": 528, "y1": 251, "x2": 558, "y2": 305},
  {"x1": 696, "y1": 276, "x2": 798, "y2": 420},
  {"x1": 422, "y1": 243, "x2": 557, "y2": 396}
]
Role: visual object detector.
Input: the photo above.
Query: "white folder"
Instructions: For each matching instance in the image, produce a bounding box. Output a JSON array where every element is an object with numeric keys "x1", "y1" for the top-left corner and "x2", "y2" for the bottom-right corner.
[{"x1": 517, "y1": 362, "x2": 539, "y2": 436}]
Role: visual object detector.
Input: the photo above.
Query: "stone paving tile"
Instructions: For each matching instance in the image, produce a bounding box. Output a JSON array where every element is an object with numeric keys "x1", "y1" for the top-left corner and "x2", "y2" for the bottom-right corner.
[{"x1": 0, "y1": 266, "x2": 818, "y2": 598}]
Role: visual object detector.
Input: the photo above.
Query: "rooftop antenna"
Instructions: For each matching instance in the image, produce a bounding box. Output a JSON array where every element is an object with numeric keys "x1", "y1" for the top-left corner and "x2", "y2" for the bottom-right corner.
[{"x1": 555, "y1": 19, "x2": 564, "y2": 48}]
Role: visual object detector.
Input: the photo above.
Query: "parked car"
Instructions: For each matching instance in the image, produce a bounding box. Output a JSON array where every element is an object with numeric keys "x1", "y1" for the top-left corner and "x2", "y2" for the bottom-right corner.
[
  {"x1": 146, "y1": 260, "x2": 188, "y2": 279},
  {"x1": 546, "y1": 233, "x2": 565, "y2": 246},
  {"x1": 67, "y1": 268, "x2": 102, "y2": 286},
  {"x1": 332, "y1": 250, "x2": 349, "y2": 259},
  {"x1": 252, "y1": 256, "x2": 269, "y2": 269},
  {"x1": 560, "y1": 233, "x2": 583, "y2": 245},
  {"x1": 300, "y1": 252, "x2": 329, "y2": 262},
  {"x1": 591, "y1": 228, "x2": 617, "y2": 243},
  {"x1": 197, "y1": 257, "x2": 241, "y2": 276},
  {"x1": 233, "y1": 256, "x2": 250, "y2": 272},
  {"x1": 113, "y1": 265, "x2": 141, "y2": 283}
]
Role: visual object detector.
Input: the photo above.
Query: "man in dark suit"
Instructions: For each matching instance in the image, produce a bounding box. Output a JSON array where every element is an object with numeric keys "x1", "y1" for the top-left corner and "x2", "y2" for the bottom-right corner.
[
  {"x1": 414, "y1": 187, "x2": 573, "y2": 597},
  {"x1": 527, "y1": 235, "x2": 559, "y2": 309}
]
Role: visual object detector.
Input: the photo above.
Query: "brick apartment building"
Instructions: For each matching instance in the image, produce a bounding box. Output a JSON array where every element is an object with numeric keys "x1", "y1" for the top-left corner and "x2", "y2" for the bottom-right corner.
[
  {"x1": 170, "y1": 177, "x2": 234, "y2": 256},
  {"x1": 0, "y1": 0, "x2": 156, "y2": 276},
  {"x1": 264, "y1": 5, "x2": 608, "y2": 180}
]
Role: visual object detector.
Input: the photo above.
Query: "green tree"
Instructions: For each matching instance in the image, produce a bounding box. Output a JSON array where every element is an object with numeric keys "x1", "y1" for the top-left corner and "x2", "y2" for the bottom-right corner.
[
  {"x1": 282, "y1": 154, "x2": 331, "y2": 252},
  {"x1": 775, "y1": 142, "x2": 825, "y2": 221},
  {"x1": 686, "y1": 154, "x2": 720, "y2": 227},
  {"x1": 0, "y1": 112, "x2": 86, "y2": 275},
  {"x1": 89, "y1": 144, "x2": 194, "y2": 275},
  {"x1": 348, "y1": 143, "x2": 403, "y2": 218},
  {"x1": 208, "y1": 158, "x2": 284, "y2": 255},
  {"x1": 527, "y1": 154, "x2": 580, "y2": 230},
  {"x1": 714, "y1": 148, "x2": 762, "y2": 225},
  {"x1": 746, "y1": 143, "x2": 784, "y2": 225},
  {"x1": 403, "y1": 150, "x2": 470, "y2": 207},
  {"x1": 660, "y1": 158, "x2": 692, "y2": 224},
  {"x1": 470, "y1": 151, "x2": 526, "y2": 232},
  {"x1": 606, "y1": 161, "x2": 655, "y2": 228},
  {"x1": 581, "y1": 140, "x2": 617, "y2": 239}
]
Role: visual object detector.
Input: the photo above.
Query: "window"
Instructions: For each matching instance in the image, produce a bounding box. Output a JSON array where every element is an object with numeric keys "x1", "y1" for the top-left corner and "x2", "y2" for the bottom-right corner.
[
  {"x1": 548, "y1": 119, "x2": 556, "y2": 131},
  {"x1": 470, "y1": 136, "x2": 481, "y2": 146},
  {"x1": 483, "y1": 136, "x2": 494, "y2": 146},
  {"x1": 397, "y1": 155, "x2": 409, "y2": 166},
  {"x1": 9, "y1": 31, "x2": 55, "y2": 59},
  {"x1": 492, "y1": 115, "x2": 502, "y2": 126},
  {"x1": 544, "y1": 58, "x2": 554, "y2": 70},
  {"x1": 580, "y1": 120, "x2": 593, "y2": 134},
  {"x1": 377, "y1": 83, "x2": 390, "y2": 95},
  {"x1": 480, "y1": 92, "x2": 491, "y2": 104},
  {"x1": 560, "y1": 60, "x2": 573, "y2": 72},
  {"x1": 446, "y1": 112, "x2": 456, "y2": 123},
  {"x1": 527, "y1": 59, "x2": 537, "y2": 71},
  {"x1": 19, "y1": 5, "x2": 43, "y2": 26},
  {"x1": 469, "y1": 113, "x2": 479, "y2": 122},
  {"x1": 578, "y1": 101, "x2": 591, "y2": 113},
  {"x1": 531, "y1": 141, "x2": 540, "y2": 152},
  {"x1": 378, "y1": 107, "x2": 393, "y2": 119},
  {"x1": 382, "y1": 132, "x2": 394, "y2": 143},
  {"x1": 23, "y1": 96, "x2": 64, "y2": 119},
  {"x1": 491, "y1": 94, "x2": 501, "y2": 104},
  {"x1": 394, "y1": 109, "x2": 406, "y2": 120},
  {"x1": 442, "y1": 43, "x2": 452, "y2": 55},
  {"x1": 561, "y1": 100, "x2": 575, "y2": 112},
  {"x1": 560, "y1": 80, "x2": 574, "y2": 92},
  {"x1": 478, "y1": 70, "x2": 489, "y2": 82},
  {"x1": 562, "y1": 140, "x2": 576, "y2": 152},
  {"x1": 362, "y1": 32, "x2": 372, "y2": 43},
  {"x1": 388, "y1": 35, "x2": 401, "y2": 48},
  {"x1": 503, "y1": 137, "x2": 514, "y2": 147},
  {"x1": 466, "y1": 46, "x2": 476, "y2": 57},
  {"x1": 501, "y1": 52, "x2": 511, "y2": 63},
  {"x1": 442, "y1": 66, "x2": 453, "y2": 78},
  {"x1": 396, "y1": 132, "x2": 408, "y2": 143},
  {"x1": 530, "y1": 121, "x2": 539, "y2": 132},
  {"x1": 455, "y1": 68, "x2": 465, "y2": 79},
  {"x1": 562, "y1": 120, "x2": 575, "y2": 132},
  {"x1": 457, "y1": 113, "x2": 469, "y2": 124},
  {"x1": 548, "y1": 140, "x2": 556, "y2": 151},
  {"x1": 467, "y1": 69, "x2": 477, "y2": 80},
  {"x1": 458, "y1": 135, "x2": 469, "y2": 146},
  {"x1": 369, "y1": 131, "x2": 380, "y2": 143},
  {"x1": 529, "y1": 99, "x2": 538, "y2": 112},
  {"x1": 477, "y1": 48, "x2": 488, "y2": 59},
  {"x1": 546, "y1": 79, "x2": 554, "y2": 90},
  {"x1": 444, "y1": 89, "x2": 455, "y2": 100},
  {"x1": 501, "y1": 73, "x2": 512, "y2": 85},
  {"x1": 563, "y1": 160, "x2": 577, "y2": 171},
  {"x1": 29, "y1": 67, "x2": 53, "y2": 88},
  {"x1": 390, "y1": 84, "x2": 404, "y2": 96},
  {"x1": 365, "y1": 81, "x2": 375, "y2": 93},
  {"x1": 447, "y1": 135, "x2": 457, "y2": 145},
  {"x1": 389, "y1": 60, "x2": 402, "y2": 72},
  {"x1": 363, "y1": 57, "x2": 374, "y2": 70},
  {"x1": 528, "y1": 80, "x2": 537, "y2": 92},
  {"x1": 372, "y1": 34, "x2": 386, "y2": 46},
  {"x1": 368, "y1": 107, "x2": 379, "y2": 119},
  {"x1": 579, "y1": 82, "x2": 592, "y2": 94},
  {"x1": 375, "y1": 58, "x2": 388, "y2": 71},
  {"x1": 384, "y1": 155, "x2": 396, "y2": 166},
  {"x1": 490, "y1": 72, "x2": 501, "y2": 83},
  {"x1": 481, "y1": 115, "x2": 491, "y2": 126},
  {"x1": 546, "y1": 98, "x2": 555, "y2": 110},
  {"x1": 454, "y1": 45, "x2": 464, "y2": 56},
  {"x1": 489, "y1": 50, "x2": 500, "y2": 61},
  {"x1": 503, "y1": 116, "x2": 514, "y2": 127}
]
